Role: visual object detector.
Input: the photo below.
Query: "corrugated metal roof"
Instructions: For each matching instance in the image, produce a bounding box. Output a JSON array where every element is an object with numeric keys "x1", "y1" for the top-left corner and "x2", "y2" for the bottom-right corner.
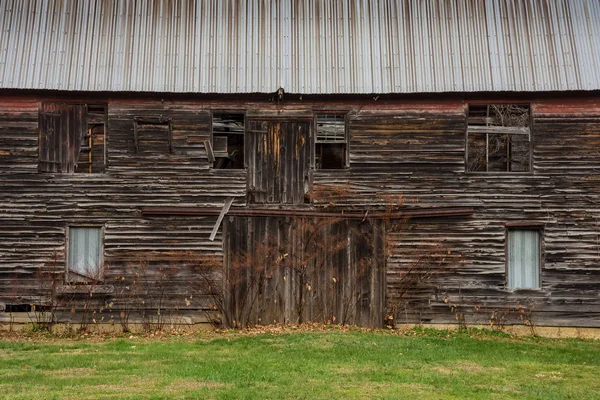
[{"x1": 1, "y1": 0, "x2": 599, "y2": 94}]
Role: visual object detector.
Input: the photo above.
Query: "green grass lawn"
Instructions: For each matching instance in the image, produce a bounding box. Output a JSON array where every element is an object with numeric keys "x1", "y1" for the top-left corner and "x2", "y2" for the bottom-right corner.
[{"x1": 0, "y1": 328, "x2": 599, "y2": 399}]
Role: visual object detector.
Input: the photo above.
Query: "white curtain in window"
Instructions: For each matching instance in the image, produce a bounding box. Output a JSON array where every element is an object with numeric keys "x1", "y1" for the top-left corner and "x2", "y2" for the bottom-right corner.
[
  {"x1": 507, "y1": 230, "x2": 540, "y2": 289},
  {"x1": 68, "y1": 227, "x2": 101, "y2": 279}
]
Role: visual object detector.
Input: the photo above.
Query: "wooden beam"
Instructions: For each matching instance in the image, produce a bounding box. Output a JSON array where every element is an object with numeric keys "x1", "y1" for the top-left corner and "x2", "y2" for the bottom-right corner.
[
  {"x1": 142, "y1": 206, "x2": 474, "y2": 220},
  {"x1": 468, "y1": 126, "x2": 530, "y2": 135},
  {"x1": 209, "y1": 197, "x2": 234, "y2": 241},
  {"x1": 204, "y1": 140, "x2": 215, "y2": 163}
]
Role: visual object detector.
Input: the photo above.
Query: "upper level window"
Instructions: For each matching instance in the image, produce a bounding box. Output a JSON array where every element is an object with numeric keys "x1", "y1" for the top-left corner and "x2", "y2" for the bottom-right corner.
[
  {"x1": 39, "y1": 103, "x2": 106, "y2": 173},
  {"x1": 466, "y1": 104, "x2": 531, "y2": 172},
  {"x1": 211, "y1": 113, "x2": 245, "y2": 169},
  {"x1": 134, "y1": 118, "x2": 172, "y2": 154},
  {"x1": 315, "y1": 114, "x2": 347, "y2": 169}
]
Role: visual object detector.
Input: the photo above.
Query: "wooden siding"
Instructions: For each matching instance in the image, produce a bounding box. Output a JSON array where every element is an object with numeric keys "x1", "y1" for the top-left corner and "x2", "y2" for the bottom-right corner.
[{"x1": 0, "y1": 94, "x2": 599, "y2": 328}]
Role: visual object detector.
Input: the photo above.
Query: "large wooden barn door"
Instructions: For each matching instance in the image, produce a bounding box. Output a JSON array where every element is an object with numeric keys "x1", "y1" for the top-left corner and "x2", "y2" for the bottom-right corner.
[
  {"x1": 223, "y1": 217, "x2": 386, "y2": 328},
  {"x1": 246, "y1": 121, "x2": 310, "y2": 204}
]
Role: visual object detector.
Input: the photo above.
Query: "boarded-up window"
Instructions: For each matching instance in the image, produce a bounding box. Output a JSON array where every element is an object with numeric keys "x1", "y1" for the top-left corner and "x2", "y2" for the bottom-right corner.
[
  {"x1": 467, "y1": 104, "x2": 531, "y2": 172},
  {"x1": 212, "y1": 113, "x2": 245, "y2": 169},
  {"x1": 507, "y1": 229, "x2": 540, "y2": 289},
  {"x1": 134, "y1": 119, "x2": 172, "y2": 154},
  {"x1": 68, "y1": 227, "x2": 103, "y2": 281},
  {"x1": 315, "y1": 114, "x2": 347, "y2": 169},
  {"x1": 39, "y1": 103, "x2": 106, "y2": 173}
]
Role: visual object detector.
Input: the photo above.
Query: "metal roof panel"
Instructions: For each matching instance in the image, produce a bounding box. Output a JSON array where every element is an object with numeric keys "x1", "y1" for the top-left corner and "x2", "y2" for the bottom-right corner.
[{"x1": 0, "y1": 0, "x2": 598, "y2": 94}]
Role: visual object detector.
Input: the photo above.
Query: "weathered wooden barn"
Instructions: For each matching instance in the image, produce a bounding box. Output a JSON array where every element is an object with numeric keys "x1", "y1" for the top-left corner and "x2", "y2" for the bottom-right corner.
[{"x1": 1, "y1": 0, "x2": 600, "y2": 329}]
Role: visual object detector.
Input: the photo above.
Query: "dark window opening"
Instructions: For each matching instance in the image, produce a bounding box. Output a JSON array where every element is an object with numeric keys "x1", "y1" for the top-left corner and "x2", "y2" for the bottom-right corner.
[
  {"x1": 75, "y1": 124, "x2": 105, "y2": 173},
  {"x1": 4, "y1": 304, "x2": 51, "y2": 313},
  {"x1": 39, "y1": 103, "x2": 107, "y2": 173},
  {"x1": 466, "y1": 104, "x2": 531, "y2": 172},
  {"x1": 316, "y1": 143, "x2": 346, "y2": 169},
  {"x1": 212, "y1": 113, "x2": 245, "y2": 169},
  {"x1": 134, "y1": 119, "x2": 172, "y2": 154},
  {"x1": 315, "y1": 114, "x2": 347, "y2": 169}
]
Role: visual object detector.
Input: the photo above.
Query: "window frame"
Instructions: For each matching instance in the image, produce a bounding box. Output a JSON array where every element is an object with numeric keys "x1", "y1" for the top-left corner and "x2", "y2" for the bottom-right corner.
[
  {"x1": 65, "y1": 225, "x2": 105, "y2": 283},
  {"x1": 133, "y1": 117, "x2": 173, "y2": 155},
  {"x1": 83, "y1": 103, "x2": 108, "y2": 174},
  {"x1": 210, "y1": 110, "x2": 246, "y2": 170},
  {"x1": 38, "y1": 102, "x2": 107, "y2": 174},
  {"x1": 465, "y1": 103, "x2": 533, "y2": 175},
  {"x1": 504, "y1": 223, "x2": 544, "y2": 290},
  {"x1": 312, "y1": 112, "x2": 350, "y2": 170}
]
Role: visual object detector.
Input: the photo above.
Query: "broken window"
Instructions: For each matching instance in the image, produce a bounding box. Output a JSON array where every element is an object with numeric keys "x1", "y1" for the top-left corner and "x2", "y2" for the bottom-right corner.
[
  {"x1": 67, "y1": 226, "x2": 103, "y2": 282},
  {"x1": 211, "y1": 113, "x2": 245, "y2": 169},
  {"x1": 134, "y1": 118, "x2": 172, "y2": 154},
  {"x1": 466, "y1": 104, "x2": 531, "y2": 172},
  {"x1": 315, "y1": 114, "x2": 347, "y2": 169},
  {"x1": 507, "y1": 228, "x2": 541, "y2": 289},
  {"x1": 39, "y1": 103, "x2": 106, "y2": 173},
  {"x1": 77, "y1": 104, "x2": 106, "y2": 173}
]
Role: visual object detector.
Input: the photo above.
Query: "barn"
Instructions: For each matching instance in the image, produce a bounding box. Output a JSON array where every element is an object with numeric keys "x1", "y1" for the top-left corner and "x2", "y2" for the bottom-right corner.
[{"x1": 1, "y1": 0, "x2": 599, "y2": 329}]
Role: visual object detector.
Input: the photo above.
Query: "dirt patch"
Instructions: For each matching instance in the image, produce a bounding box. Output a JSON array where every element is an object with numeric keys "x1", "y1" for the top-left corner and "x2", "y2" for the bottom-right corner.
[
  {"x1": 534, "y1": 371, "x2": 564, "y2": 381},
  {"x1": 164, "y1": 378, "x2": 232, "y2": 392},
  {"x1": 54, "y1": 348, "x2": 92, "y2": 355},
  {"x1": 456, "y1": 361, "x2": 485, "y2": 373},
  {"x1": 52, "y1": 377, "x2": 159, "y2": 399},
  {"x1": 430, "y1": 366, "x2": 456, "y2": 375},
  {"x1": 336, "y1": 381, "x2": 436, "y2": 397},
  {"x1": 430, "y1": 361, "x2": 504, "y2": 375},
  {"x1": 472, "y1": 384, "x2": 521, "y2": 394},
  {"x1": 42, "y1": 367, "x2": 96, "y2": 377}
]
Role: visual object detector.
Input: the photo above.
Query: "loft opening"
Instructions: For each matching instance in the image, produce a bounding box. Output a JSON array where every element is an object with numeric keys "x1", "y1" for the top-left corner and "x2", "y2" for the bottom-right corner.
[
  {"x1": 466, "y1": 104, "x2": 531, "y2": 173},
  {"x1": 211, "y1": 112, "x2": 245, "y2": 169},
  {"x1": 39, "y1": 103, "x2": 107, "y2": 173},
  {"x1": 314, "y1": 113, "x2": 348, "y2": 169}
]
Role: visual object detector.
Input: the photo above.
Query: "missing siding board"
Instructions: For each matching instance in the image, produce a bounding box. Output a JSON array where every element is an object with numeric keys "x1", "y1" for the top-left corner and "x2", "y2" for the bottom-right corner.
[
  {"x1": 315, "y1": 114, "x2": 347, "y2": 169},
  {"x1": 212, "y1": 113, "x2": 245, "y2": 169},
  {"x1": 466, "y1": 104, "x2": 531, "y2": 172},
  {"x1": 134, "y1": 119, "x2": 172, "y2": 154},
  {"x1": 39, "y1": 103, "x2": 106, "y2": 173}
]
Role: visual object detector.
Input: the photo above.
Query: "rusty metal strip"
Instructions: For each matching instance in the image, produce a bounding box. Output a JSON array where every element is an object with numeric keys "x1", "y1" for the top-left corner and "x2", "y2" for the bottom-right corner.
[
  {"x1": 142, "y1": 206, "x2": 474, "y2": 220},
  {"x1": 209, "y1": 197, "x2": 234, "y2": 241}
]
